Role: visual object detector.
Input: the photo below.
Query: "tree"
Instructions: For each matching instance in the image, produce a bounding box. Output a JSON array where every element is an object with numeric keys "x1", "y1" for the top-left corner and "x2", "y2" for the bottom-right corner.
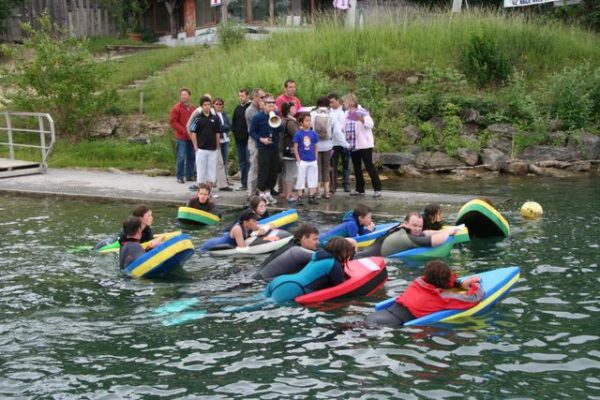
[{"x1": 3, "y1": 13, "x2": 116, "y2": 138}]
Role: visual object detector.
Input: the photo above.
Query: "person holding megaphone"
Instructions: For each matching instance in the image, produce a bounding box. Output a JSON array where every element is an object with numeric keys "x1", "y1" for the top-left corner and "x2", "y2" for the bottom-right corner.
[{"x1": 249, "y1": 93, "x2": 283, "y2": 205}]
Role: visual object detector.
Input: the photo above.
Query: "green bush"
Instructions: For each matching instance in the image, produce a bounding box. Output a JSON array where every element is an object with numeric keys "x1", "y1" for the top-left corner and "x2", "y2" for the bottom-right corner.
[
  {"x1": 544, "y1": 65, "x2": 593, "y2": 129},
  {"x1": 460, "y1": 30, "x2": 511, "y2": 88},
  {"x1": 216, "y1": 22, "x2": 246, "y2": 50},
  {"x1": 3, "y1": 14, "x2": 115, "y2": 137},
  {"x1": 502, "y1": 70, "x2": 539, "y2": 127}
]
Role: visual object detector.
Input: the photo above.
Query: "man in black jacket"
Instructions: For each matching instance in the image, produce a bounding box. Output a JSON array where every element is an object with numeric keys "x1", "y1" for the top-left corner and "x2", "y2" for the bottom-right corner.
[{"x1": 231, "y1": 88, "x2": 252, "y2": 191}]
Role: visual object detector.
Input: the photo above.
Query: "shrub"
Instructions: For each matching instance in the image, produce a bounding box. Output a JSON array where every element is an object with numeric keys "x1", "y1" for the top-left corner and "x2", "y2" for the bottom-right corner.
[
  {"x1": 217, "y1": 22, "x2": 246, "y2": 50},
  {"x1": 544, "y1": 65, "x2": 592, "y2": 130},
  {"x1": 502, "y1": 70, "x2": 539, "y2": 127},
  {"x1": 3, "y1": 14, "x2": 115, "y2": 137},
  {"x1": 460, "y1": 30, "x2": 511, "y2": 88}
]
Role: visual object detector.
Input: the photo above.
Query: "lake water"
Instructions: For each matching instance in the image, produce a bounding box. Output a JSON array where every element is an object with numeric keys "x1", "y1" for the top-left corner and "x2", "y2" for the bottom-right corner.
[{"x1": 0, "y1": 176, "x2": 598, "y2": 398}]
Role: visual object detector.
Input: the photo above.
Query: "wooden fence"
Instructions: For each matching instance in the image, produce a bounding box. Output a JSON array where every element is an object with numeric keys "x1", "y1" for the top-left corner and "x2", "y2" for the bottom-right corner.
[{"x1": 1, "y1": 0, "x2": 118, "y2": 42}]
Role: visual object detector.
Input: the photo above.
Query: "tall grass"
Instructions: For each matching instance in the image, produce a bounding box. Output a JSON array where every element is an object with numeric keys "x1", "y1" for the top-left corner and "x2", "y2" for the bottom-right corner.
[
  {"x1": 116, "y1": 10, "x2": 600, "y2": 120},
  {"x1": 104, "y1": 46, "x2": 199, "y2": 89}
]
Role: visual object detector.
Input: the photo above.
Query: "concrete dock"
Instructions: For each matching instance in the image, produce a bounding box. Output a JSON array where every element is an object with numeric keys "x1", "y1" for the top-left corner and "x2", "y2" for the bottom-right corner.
[{"x1": 0, "y1": 168, "x2": 490, "y2": 217}]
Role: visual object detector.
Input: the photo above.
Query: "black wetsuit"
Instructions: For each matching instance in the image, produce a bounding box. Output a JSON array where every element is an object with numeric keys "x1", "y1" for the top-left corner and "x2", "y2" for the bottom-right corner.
[{"x1": 119, "y1": 238, "x2": 145, "y2": 269}]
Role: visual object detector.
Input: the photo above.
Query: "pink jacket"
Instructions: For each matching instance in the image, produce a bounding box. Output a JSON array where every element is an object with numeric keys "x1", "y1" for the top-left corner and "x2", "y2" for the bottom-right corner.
[{"x1": 344, "y1": 110, "x2": 374, "y2": 150}]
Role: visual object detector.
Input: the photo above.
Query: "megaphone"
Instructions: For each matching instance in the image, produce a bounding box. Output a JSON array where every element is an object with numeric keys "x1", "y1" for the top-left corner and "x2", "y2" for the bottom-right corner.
[{"x1": 268, "y1": 111, "x2": 281, "y2": 128}]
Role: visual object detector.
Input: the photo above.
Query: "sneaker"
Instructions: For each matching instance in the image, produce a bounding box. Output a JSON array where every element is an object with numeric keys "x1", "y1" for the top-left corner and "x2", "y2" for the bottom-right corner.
[
  {"x1": 186, "y1": 177, "x2": 194, "y2": 182},
  {"x1": 287, "y1": 195, "x2": 297, "y2": 203},
  {"x1": 219, "y1": 186, "x2": 233, "y2": 192},
  {"x1": 177, "y1": 178, "x2": 185, "y2": 184},
  {"x1": 343, "y1": 185, "x2": 351, "y2": 192},
  {"x1": 189, "y1": 184, "x2": 199, "y2": 191},
  {"x1": 349, "y1": 190, "x2": 365, "y2": 196},
  {"x1": 237, "y1": 186, "x2": 247, "y2": 191},
  {"x1": 309, "y1": 196, "x2": 319, "y2": 205},
  {"x1": 374, "y1": 191, "x2": 382, "y2": 198},
  {"x1": 296, "y1": 197, "x2": 304, "y2": 206},
  {"x1": 266, "y1": 193, "x2": 278, "y2": 205}
]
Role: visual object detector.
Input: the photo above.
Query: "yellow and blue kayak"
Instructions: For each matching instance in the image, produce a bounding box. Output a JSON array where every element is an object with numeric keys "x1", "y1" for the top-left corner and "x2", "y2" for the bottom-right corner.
[
  {"x1": 374, "y1": 266, "x2": 520, "y2": 326},
  {"x1": 96, "y1": 231, "x2": 182, "y2": 254},
  {"x1": 124, "y1": 233, "x2": 195, "y2": 278},
  {"x1": 259, "y1": 209, "x2": 299, "y2": 230},
  {"x1": 177, "y1": 206, "x2": 220, "y2": 225},
  {"x1": 456, "y1": 199, "x2": 510, "y2": 238}
]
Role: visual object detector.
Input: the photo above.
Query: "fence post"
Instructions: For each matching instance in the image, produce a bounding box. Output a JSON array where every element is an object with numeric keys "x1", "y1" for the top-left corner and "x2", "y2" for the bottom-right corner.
[
  {"x1": 5, "y1": 113, "x2": 14, "y2": 160},
  {"x1": 38, "y1": 114, "x2": 47, "y2": 167}
]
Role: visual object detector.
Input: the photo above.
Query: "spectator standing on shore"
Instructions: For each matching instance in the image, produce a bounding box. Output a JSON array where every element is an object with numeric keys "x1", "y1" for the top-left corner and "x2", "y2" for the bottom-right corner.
[
  {"x1": 245, "y1": 88, "x2": 266, "y2": 198},
  {"x1": 231, "y1": 88, "x2": 252, "y2": 191},
  {"x1": 355, "y1": 0, "x2": 369, "y2": 28},
  {"x1": 310, "y1": 96, "x2": 334, "y2": 199},
  {"x1": 328, "y1": 93, "x2": 351, "y2": 193},
  {"x1": 332, "y1": 0, "x2": 350, "y2": 26},
  {"x1": 280, "y1": 102, "x2": 300, "y2": 202},
  {"x1": 343, "y1": 93, "x2": 382, "y2": 198},
  {"x1": 275, "y1": 79, "x2": 302, "y2": 114},
  {"x1": 249, "y1": 93, "x2": 282, "y2": 205},
  {"x1": 187, "y1": 95, "x2": 221, "y2": 190},
  {"x1": 170, "y1": 88, "x2": 195, "y2": 184},
  {"x1": 213, "y1": 97, "x2": 233, "y2": 191},
  {"x1": 293, "y1": 113, "x2": 319, "y2": 206}
]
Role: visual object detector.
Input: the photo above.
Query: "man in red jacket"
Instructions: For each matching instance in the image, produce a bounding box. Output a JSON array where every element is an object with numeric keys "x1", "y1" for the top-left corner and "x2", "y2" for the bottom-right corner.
[
  {"x1": 365, "y1": 259, "x2": 483, "y2": 327},
  {"x1": 170, "y1": 88, "x2": 195, "y2": 184}
]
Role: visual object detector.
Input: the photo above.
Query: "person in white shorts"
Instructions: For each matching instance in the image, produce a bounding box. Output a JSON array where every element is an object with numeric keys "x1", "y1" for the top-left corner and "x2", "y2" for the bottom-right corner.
[
  {"x1": 187, "y1": 95, "x2": 220, "y2": 188},
  {"x1": 293, "y1": 113, "x2": 319, "y2": 206}
]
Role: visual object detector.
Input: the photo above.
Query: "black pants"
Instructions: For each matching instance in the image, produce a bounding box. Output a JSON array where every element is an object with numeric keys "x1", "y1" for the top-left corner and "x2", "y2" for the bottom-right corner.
[
  {"x1": 257, "y1": 146, "x2": 280, "y2": 192},
  {"x1": 331, "y1": 146, "x2": 350, "y2": 191},
  {"x1": 351, "y1": 148, "x2": 382, "y2": 193},
  {"x1": 364, "y1": 303, "x2": 415, "y2": 327}
]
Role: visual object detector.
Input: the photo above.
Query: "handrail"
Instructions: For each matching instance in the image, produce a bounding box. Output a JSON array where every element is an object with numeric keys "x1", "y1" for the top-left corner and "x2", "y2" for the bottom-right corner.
[{"x1": 0, "y1": 111, "x2": 56, "y2": 172}]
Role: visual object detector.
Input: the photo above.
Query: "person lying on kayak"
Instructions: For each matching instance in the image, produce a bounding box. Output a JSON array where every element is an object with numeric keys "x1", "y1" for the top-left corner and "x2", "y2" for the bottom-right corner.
[
  {"x1": 253, "y1": 224, "x2": 320, "y2": 281},
  {"x1": 263, "y1": 237, "x2": 355, "y2": 302},
  {"x1": 228, "y1": 209, "x2": 263, "y2": 248},
  {"x1": 119, "y1": 216, "x2": 146, "y2": 269},
  {"x1": 365, "y1": 259, "x2": 483, "y2": 327},
  {"x1": 320, "y1": 204, "x2": 376, "y2": 245}
]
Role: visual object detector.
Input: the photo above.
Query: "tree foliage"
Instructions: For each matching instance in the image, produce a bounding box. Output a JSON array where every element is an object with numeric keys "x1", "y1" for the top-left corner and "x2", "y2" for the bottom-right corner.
[{"x1": 3, "y1": 13, "x2": 116, "y2": 137}]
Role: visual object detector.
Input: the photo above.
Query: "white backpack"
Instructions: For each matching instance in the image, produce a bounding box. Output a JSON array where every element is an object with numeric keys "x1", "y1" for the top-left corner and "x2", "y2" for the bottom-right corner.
[{"x1": 313, "y1": 109, "x2": 332, "y2": 141}]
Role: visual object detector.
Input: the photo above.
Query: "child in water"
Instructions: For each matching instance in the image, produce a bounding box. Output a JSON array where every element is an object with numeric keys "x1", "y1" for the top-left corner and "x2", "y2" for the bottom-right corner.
[
  {"x1": 364, "y1": 259, "x2": 483, "y2": 327},
  {"x1": 320, "y1": 203, "x2": 375, "y2": 246},
  {"x1": 119, "y1": 216, "x2": 145, "y2": 269},
  {"x1": 118, "y1": 204, "x2": 162, "y2": 249},
  {"x1": 422, "y1": 203, "x2": 443, "y2": 231},
  {"x1": 188, "y1": 183, "x2": 219, "y2": 215},
  {"x1": 264, "y1": 236, "x2": 355, "y2": 302}
]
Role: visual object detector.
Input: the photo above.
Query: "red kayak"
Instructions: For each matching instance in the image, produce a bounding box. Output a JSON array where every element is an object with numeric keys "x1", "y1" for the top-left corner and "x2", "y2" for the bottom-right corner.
[{"x1": 295, "y1": 257, "x2": 387, "y2": 305}]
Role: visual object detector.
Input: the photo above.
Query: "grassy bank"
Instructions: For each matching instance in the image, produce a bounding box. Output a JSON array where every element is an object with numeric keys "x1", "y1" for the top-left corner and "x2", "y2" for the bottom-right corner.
[
  {"x1": 117, "y1": 11, "x2": 600, "y2": 120},
  {"x1": 5, "y1": 10, "x2": 600, "y2": 172}
]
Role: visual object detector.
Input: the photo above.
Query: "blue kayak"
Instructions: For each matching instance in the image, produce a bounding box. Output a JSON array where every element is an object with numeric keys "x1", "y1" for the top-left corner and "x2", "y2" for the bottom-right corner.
[{"x1": 374, "y1": 266, "x2": 520, "y2": 326}]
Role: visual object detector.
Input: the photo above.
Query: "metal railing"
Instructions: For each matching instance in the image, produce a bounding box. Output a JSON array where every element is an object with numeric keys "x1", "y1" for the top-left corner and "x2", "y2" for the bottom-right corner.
[{"x1": 0, "y1": 111, "x2": 56, "y2": 172}]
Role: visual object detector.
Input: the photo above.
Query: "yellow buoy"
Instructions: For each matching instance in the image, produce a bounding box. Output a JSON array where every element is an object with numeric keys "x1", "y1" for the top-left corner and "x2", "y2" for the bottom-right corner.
[{"x1": 520, "y1": 201, "x2": 543, "y2": 218}]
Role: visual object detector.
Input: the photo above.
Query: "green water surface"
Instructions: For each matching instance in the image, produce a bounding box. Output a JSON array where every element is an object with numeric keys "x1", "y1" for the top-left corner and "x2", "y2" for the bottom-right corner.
[{"x1": 0, "y1": 176, "x2": 598, "y2": 398}]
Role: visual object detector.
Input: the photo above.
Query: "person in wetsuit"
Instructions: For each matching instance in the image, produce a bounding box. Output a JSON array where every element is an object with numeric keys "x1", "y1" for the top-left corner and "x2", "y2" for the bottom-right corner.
[
  {"x1": 264, "y1": 237, "x2": 355, "y2": 303},
  {"x1": 119, "y1": 216, "x2": 146, "y2": 270}
]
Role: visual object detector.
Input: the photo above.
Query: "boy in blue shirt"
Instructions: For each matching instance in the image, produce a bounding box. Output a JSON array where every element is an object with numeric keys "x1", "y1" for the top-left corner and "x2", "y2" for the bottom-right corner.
[{"x1": 292, "y1": 113, "x2": 319, "y2": 205}]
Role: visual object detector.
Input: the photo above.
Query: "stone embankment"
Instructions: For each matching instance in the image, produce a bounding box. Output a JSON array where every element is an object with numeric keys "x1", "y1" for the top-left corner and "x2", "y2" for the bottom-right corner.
[{"x1": 91, "y1": 116, "x2": 600, "y2": 179}]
